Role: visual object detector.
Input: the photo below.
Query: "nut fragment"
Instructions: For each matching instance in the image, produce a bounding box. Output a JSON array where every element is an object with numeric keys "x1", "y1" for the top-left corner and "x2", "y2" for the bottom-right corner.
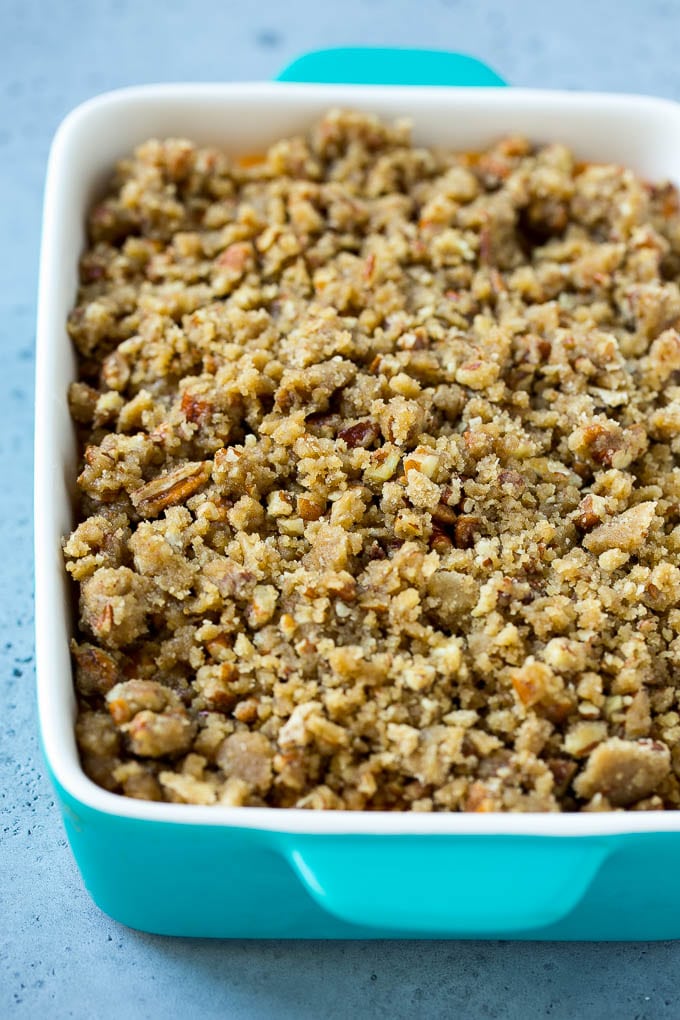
[
  {"x1": 181, "y1": 391, "x2": 212, "y2": 426},
  {"x1": 131, "y1": 462, "x2": 210, "y2": 518},
  {"x1": 364, "y1": 447, "x2": 402, "y2": 484},
  {"x1": 297, "y1": 493, "x2": 326, "y2": 521},
  {"x1": 430, "y1": 527, "x2": 453, "y2": 554},
  {"x1": 431, "y1": 502, "x2": 457, "y2": 528},
  {"x1": 454, "y1": 515, "x2": 481, "y2": 549},
  {"x1": 338, "y1": 420, "x2": 380, "y2": 448},
  {"x1": 547, "y1": 758, "x2": 578, "y2": 796},
  {"x1": 246, "y1": 584, "x2": 279, "y2": 628},
  {"x1": 564, "y1": 721, "x2": 608, "y2": 757},
  {"x1": 574, "y1": 494, "x2": 606, "y2": 531},
  {"x1": 403, "y1": 446, "x2": 440, "y2": 479},
  {"x1": 267, "y1": 490, "x2": 294, "y2": 517},
  {"x1": 511, "y1": 660, "x2": 575, "y2": 723}
]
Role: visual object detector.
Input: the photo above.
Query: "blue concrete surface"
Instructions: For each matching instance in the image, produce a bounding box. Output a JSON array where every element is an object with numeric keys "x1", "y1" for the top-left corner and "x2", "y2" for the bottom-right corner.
[{"x1": 4, "y1": 0, "x2": 680, "y2": 1015}]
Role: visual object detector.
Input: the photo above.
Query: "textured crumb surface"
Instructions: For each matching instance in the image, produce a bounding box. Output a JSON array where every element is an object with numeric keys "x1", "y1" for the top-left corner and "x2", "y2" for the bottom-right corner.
[{"x1": 63, "y1": 109, "x2": 680, "y2": 812}]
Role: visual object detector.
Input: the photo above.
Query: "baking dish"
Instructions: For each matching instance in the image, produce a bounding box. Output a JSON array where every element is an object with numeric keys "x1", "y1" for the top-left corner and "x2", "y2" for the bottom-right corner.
[{"x1": 35, "y1": 47, "x2": 680, "y2": 940}]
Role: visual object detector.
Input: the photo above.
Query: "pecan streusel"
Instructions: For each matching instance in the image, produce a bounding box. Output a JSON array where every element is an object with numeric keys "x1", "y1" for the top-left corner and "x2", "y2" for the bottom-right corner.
[{"x1": 64, "y1": 111, "x2": 680, "y2": 811}]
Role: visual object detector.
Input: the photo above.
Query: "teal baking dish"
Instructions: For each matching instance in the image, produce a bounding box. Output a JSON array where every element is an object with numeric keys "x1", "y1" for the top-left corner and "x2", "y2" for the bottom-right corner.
[{"x1": 35, "y1": 48, "x2": 680, "y2": 939}]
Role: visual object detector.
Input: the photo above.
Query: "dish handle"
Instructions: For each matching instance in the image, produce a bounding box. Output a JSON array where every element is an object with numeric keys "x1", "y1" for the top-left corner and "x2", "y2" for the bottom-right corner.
[
  {"x1": 285, "y1": 836, "x2": 609, "y2": 935},
  {"x1": 276, "y1": 47, "x2": 506, "y2": 87}
]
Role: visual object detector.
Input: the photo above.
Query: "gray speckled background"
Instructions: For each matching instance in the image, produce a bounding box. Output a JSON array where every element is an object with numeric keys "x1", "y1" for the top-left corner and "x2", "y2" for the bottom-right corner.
[{"x1": 4, "y1": 1, "x2": 680, "y2": 1016}]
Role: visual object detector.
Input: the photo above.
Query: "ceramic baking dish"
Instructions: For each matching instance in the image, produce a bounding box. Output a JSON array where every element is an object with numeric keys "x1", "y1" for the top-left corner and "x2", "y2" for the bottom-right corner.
[{"x1": 35, "y1": 48, "x2": 680, "y2": 940}]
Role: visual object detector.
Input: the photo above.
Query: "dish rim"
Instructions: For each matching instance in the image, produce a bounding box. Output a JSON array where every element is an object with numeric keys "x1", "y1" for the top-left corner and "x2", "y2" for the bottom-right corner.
[{"x1": 35, "y1": 79, "x2": 680, "y2": 837}]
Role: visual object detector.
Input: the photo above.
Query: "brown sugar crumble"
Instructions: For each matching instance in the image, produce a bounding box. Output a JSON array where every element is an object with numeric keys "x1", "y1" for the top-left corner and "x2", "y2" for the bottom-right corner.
[{"x1": 64, "y1": 110, "x2": 680, "y2": 812}]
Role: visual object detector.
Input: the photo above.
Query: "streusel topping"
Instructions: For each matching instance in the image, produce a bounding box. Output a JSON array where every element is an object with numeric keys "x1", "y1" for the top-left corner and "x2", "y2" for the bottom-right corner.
[{"x1": 65, "y1": 111, "x2": 680, "y2": 811}]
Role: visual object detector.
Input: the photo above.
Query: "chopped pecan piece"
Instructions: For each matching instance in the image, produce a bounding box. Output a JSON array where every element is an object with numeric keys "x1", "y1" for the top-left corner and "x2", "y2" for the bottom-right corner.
[
  {"x1": 511, "y1": 660, "x2": 576, "y2": 723},
  {"x1": 194, "y1": 663, "x2": 240, "y2": 711},
  {"x1": 547, "y1": 758, "x2": 578, "y2": 796},
  {"x1": 431, "y1": 502, "x2": 457, "y2": 528},
  {"x1": 580, "y1": 423, "x2": 623, "y2": 466},
  {"x1": 454, "y1": 515, "x2": 481, "y2": 549},
  {"x1": 338, "y1": 420, "x2": 380, "y2": 448},
  {"x1": 130, "y1": 461, "x2": 210, "y2": 518},
  {"x1": 181, "y1": 391, "x2": 212, "y2": 426},
  {"x1": 297, "y1": 493, "x2": 326, "y2": 520},
  {"x1": 569, "y1": 421, "x2": 647, "y2": 470},
  {"x1": 430, "y1": 526, "x2": 453, "y2": 554},
  {"x1": 574, "y1": 493, "x2": 606, "y2": 531}
]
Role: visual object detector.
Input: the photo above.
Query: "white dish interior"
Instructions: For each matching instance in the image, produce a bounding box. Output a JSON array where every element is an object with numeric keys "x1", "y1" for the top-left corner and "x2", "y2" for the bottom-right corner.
[{"x1": 35, "y1": 81, "x2": 680, "y2": 835}]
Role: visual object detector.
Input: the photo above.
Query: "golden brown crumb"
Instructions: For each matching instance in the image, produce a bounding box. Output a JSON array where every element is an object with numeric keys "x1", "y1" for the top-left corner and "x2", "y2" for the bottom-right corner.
[{"x1": 64, "y1": 111, "x2": 680, "y2": 811}]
